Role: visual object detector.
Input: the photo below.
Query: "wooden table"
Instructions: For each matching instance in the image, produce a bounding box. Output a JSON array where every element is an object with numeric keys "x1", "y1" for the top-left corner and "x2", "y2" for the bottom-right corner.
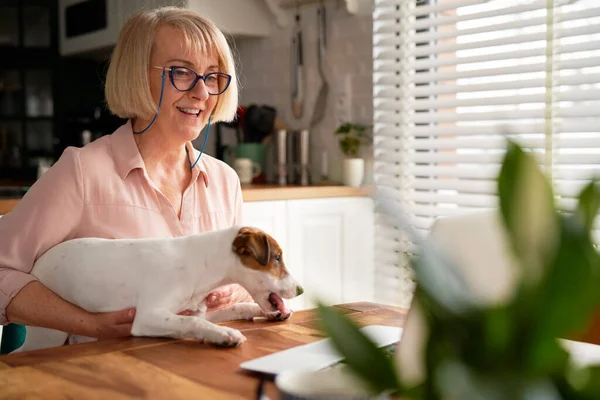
[{"x1": 0, "y1": 302, "x2": 407, "y2": 399}]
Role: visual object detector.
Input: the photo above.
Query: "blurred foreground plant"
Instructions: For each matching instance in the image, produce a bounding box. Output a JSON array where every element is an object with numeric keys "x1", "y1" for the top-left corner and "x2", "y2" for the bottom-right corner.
[{"x1": 317, "y1": 141, "x2": 600, "y2": 399}]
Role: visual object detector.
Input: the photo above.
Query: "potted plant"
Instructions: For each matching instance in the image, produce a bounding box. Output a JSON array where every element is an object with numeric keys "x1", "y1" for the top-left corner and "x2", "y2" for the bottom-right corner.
[
  {"x1": 315, "y1": 141, "x2": 600, "y2": 399},
  {"x1": 335, "y1": 122, "x2": 372, "y2": 187}
]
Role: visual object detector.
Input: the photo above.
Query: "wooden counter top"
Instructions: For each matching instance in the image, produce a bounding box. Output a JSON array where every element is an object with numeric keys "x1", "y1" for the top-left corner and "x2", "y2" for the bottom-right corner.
[
  {"x1": 0, "y1": 199, "x2": 19, "y2": 215},
  {"x1": 241, "y1": 184, "x2": 371, "y2": 202},
  {"x1": 0, "y1": 185, "x2": 370, "y2": 214},
  {"x1": 0, "y1": 302, "x2": 406, "y2": 399}
]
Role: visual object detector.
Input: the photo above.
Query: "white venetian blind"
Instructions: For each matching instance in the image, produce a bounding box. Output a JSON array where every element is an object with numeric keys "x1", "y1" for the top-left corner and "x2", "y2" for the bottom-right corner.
[{"x1": 373, "y1": 0, "x2": 600, "y2": 307}]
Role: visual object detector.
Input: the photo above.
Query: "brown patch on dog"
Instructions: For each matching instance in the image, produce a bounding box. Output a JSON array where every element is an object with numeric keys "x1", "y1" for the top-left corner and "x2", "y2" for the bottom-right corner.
[{"x1": 232, "y1": 227, "x2": 289, "y2": 279}]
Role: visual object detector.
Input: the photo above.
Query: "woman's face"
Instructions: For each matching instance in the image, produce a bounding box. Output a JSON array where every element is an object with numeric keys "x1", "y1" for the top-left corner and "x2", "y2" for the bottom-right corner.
[{"x1": 147, "y1": 25, "x2": 220, "y2": 143}]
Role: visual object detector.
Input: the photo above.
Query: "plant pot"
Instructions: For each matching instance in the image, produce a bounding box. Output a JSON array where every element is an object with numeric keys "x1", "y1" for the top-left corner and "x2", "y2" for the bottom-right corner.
[{"x1": 343, "y1": 158, "x2": 364, "y2": 187}]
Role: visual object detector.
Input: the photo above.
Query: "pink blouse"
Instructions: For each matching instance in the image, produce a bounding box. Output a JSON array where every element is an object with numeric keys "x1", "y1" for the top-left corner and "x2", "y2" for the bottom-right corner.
[{"x1": 0, "y1": 121, "x2": 243, "y2": 324}]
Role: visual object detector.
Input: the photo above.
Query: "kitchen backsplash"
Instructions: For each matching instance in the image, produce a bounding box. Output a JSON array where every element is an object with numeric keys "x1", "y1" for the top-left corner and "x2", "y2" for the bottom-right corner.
[{"x1": 233, "y1": 3, "x2": 374, "y2": 185}]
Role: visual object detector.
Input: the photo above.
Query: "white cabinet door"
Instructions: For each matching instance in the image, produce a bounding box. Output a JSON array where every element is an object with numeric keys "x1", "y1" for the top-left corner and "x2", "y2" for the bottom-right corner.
[
  {"x1": 340, "y1": 197, "x2": 374, "y2": 305},
  {"x1": 242, "y1": 200, "x2": 287, "y2": 251},
  {"x1": 287, "y1": 197, "x2": 374, "y2": 310}
]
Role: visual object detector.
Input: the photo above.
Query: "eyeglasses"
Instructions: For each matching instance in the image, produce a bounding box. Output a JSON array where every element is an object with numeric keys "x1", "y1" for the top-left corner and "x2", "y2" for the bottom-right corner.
[{"x1": 152, "y1": 66, "x2": 232, "y2": 95}]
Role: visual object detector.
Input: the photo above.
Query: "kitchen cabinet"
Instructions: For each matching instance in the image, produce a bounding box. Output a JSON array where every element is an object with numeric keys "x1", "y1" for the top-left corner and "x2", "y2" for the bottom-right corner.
[
  {"x1": 59, "y1": 0, "x2": 275, "y2": 56},
  {"x1": 242, "y1": 196, "x2": 375, "y2": 310},
  {"x1": 0, "y1": 0, "x2": 58, "y2": 182}
]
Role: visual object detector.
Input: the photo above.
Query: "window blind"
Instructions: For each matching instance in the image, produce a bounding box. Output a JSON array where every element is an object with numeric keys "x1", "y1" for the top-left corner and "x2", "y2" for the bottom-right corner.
[{"x1": 373, "y1": 0, "x2": 600, "y2": 307}]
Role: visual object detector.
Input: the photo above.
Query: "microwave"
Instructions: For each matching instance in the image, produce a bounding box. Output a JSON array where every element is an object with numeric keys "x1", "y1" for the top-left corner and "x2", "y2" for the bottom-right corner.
[
  {"x1": 64, "y1": 0, "x2": 108, "y2": 38},
  {"x1": 59, "y1": 0, "x2": 118, "y2": 56}
]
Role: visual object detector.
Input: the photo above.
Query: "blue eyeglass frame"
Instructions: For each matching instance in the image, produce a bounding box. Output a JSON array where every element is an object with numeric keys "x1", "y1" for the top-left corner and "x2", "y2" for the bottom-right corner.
[{"x1": 152, "y1": 65, "x2": 232, "y2": 95}]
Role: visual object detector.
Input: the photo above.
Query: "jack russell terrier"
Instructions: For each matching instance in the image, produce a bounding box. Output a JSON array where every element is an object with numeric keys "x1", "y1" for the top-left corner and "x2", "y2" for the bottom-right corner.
[{"x1": 14, "y1": 226, "x2": 304, "y2": 352}]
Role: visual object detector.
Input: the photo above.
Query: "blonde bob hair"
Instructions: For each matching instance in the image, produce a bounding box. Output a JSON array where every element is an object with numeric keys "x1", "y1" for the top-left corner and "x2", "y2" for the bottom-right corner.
[{"x1": 105, "y1": 6, "x2": 238, "y2": 123}]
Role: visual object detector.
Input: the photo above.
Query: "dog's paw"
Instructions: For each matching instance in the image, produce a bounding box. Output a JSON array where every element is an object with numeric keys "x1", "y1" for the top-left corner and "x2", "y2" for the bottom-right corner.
[
  {"x1": 265, "y1": 309, "x2": 293, "y2": 321},
  {"x1": 236, "y1": 303, "x2": 263, "y2": 321},
  {"x1": 205, "y1": 327, "x2": 247, "y2": 348}
]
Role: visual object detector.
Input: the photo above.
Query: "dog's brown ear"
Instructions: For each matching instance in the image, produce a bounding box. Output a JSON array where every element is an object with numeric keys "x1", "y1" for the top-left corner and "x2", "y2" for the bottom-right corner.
[{"x1": 233, "y1": 228, "x2": 270, "y2": 266}]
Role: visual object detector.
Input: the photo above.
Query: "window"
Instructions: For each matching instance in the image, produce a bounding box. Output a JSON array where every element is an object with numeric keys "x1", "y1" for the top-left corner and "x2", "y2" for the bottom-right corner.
[{"x1": 373, "y1": 0, "x2": 600, "y2": 307}]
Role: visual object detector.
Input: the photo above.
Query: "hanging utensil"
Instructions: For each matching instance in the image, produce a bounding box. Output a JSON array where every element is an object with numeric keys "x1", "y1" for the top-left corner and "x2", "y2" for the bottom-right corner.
[
  {"x1": 291, "y1": 6, "x2": 305, "y2": 119},
  {"x1": 310, "y1": 1, "x2": 329, "y2": 128}
]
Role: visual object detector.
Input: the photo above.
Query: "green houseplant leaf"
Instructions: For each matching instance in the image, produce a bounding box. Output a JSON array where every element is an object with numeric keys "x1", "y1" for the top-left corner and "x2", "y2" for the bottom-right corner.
[
  {"x1": 575, "y1": 180, "x2": 600, "y2": 234},
  {"x1": 497, "y1": 140, "x2": 558, "y2": 284},
  {"x1": 315, "y1": 301, "x2": 402, "y2": 395},
  {"x1": 529, "y1": 215, "x2": 600, "y2": 368},
  {"x1": 526, "y1": 183, "x2": 600, "y2": 370},
  {"x1": 557, "y1": 364, "x2": 600, "y2": 399}
]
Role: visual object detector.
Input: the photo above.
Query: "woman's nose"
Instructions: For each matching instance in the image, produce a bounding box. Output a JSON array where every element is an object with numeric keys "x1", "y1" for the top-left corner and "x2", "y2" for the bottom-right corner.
[{"x1": 189, "y1": 79, "x2": 209, "y2": 101}]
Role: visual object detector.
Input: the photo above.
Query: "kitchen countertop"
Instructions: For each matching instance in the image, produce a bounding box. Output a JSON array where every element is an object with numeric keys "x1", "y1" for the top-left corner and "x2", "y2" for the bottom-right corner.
[
  {"x1": 0, "y1": 184, "x2": 371, "y2": 214},
  {"x1": 241, "y1": 183, "x2": 371, "y2": 202},
  {"x1": 0, "y1": 199, "x2": 20, "y2": 215}
]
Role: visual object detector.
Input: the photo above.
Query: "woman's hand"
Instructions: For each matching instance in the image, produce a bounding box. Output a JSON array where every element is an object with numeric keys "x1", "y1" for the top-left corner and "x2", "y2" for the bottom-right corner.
[
  {"x1": 6, "y1": 281, "x2": 136, "y2": 340},
  {"x1": 87, "y1": 308, "x2": 136, "y2": 339},
  {"x1": 206, "y1": 284, "x2": 254, "y2": 311}
]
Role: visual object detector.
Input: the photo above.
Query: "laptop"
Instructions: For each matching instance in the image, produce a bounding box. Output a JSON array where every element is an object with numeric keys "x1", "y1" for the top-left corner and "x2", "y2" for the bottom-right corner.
[{"x1": 239, "y1": 324, "x2": 403, "y2": 376}]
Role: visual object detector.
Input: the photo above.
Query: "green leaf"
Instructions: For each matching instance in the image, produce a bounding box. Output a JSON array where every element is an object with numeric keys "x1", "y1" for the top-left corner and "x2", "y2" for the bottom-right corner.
[
  {"x1": 497, "y1": 141, "x2": 558, "y2": 283},
  {"x1": 315, "y1": 301, "x2": 402, "y2": 394},
  {"x1": 562, "y1": 364, "x2": 600, "y2": 399},
  {"x1": 528, "y1": 215, "x2": 600, "y2": 369},
  {"x1": 482, "y1": 306, "x2": 513, "y2": 362},
  {"x1": 575, "y1": 180, "x2": 600, "y2": 234},
  {"x1": 526, "y1": 336, "x2": 570, "y2": 376},
  {"x1": 334, "y1": 122, "x2": 372, "y2": 157}
]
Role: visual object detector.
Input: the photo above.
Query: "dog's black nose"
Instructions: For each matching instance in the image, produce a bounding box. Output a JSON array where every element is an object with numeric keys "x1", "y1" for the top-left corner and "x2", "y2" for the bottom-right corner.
[{"x1": 296, "y1": 286, "x2": 304, "y2": 296}]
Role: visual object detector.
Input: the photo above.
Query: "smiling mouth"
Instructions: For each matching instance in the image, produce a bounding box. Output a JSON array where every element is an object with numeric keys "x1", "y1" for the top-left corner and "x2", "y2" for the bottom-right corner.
[{"x1": 177, "y1": 107, "x2": 201, "y2": 117}]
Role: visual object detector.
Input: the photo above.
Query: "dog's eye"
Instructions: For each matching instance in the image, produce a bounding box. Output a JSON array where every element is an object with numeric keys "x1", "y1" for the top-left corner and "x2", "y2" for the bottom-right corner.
[{"x1": 274, "y1": 254, "x2": 281, "y2": 262}]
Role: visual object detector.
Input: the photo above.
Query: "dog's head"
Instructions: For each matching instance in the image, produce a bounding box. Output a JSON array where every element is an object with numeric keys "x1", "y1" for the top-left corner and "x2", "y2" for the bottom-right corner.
[{"x1": 232, "y1": 227, "x2": 303, "y2": 319}]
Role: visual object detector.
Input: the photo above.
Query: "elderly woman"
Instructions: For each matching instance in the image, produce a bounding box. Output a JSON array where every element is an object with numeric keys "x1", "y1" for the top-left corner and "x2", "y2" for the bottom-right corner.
[{"x1": 0, "y1": 6, "x2": 251, "y2": 342}]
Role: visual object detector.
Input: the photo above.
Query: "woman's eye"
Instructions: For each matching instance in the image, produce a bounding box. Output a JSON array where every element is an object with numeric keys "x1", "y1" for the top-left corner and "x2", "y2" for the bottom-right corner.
[
  {"x1": 205, "y1": 75, "x2": 218, "y2": 84},
  {"x1": 173, "y1": 69, "x2": 192, "y2": 79}
]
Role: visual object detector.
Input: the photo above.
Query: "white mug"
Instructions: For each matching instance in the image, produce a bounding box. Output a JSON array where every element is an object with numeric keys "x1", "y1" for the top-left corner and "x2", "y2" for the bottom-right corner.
[{"x1": 234, "y1": 157, "x2": 261, "y2": 184}]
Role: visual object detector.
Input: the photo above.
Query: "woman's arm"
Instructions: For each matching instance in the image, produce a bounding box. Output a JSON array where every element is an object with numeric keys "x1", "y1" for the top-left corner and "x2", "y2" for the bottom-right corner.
[
  {"x1": 6, "y1": 281, "x2": 135, "y2": 338},
  {"x1": 0, "y1": 148, "x2": 134, "y2": 337}
]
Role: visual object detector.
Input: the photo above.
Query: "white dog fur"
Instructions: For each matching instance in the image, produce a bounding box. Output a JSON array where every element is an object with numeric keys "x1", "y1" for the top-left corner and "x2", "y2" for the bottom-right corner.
[{"x1": 14, "y1": 225, "x2": 303, "y2": 352}]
